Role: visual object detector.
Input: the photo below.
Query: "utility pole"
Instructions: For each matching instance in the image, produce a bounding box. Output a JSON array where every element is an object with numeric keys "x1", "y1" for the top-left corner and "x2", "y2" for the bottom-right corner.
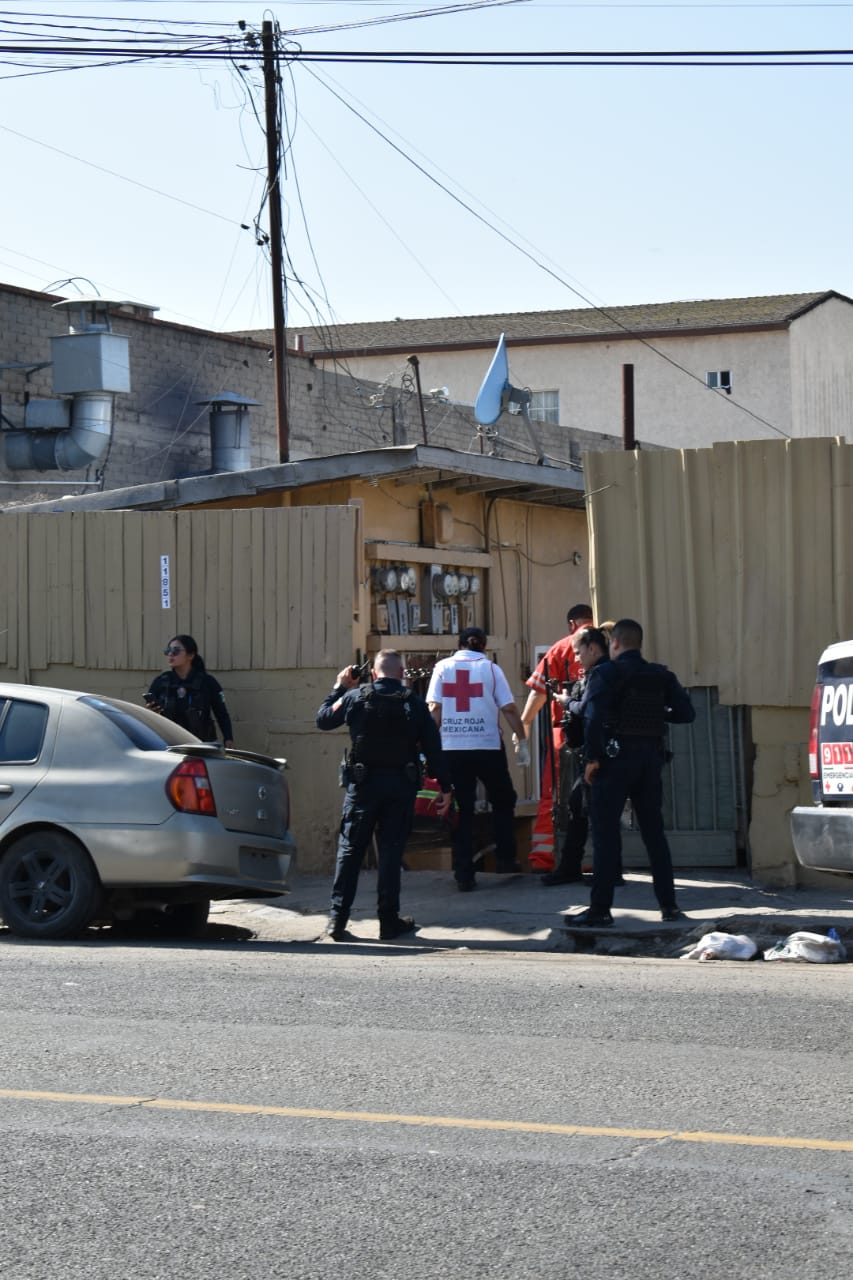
[
  {"x1": 407, "y1": 355, "x2": 429, "y2": 445},
  {"x1": 622, "y1": 363, "x2": 635, "y2": 450},
  {"x1": 262, "y1": 19, "x2": 289, "y2": 462}
]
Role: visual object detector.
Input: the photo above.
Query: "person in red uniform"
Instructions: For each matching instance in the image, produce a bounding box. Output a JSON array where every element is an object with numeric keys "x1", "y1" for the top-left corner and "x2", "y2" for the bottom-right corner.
[{"x1": 519, "y1": 603, "x2": 594, "y2": 870}]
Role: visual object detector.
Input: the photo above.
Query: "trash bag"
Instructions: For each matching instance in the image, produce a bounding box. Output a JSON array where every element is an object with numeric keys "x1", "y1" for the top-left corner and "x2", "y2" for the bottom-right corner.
[
  {"x1": 763, "y1": 930, "x2": 847, "y2": 963},
  {"x1": 681, "y1": 931, "x2": 758, "y2": 962}
]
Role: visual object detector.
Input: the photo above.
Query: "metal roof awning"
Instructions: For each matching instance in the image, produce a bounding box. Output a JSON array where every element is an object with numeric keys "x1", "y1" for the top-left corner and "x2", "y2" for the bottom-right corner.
[{"x1": 1, "y1": 444, "x2": 587, "y2": 514}]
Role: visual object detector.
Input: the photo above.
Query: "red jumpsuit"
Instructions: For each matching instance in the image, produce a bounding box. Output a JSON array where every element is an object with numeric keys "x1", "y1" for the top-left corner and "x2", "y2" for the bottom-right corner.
[{"x1": 525, "y1": 635, "x2": 584, "y2": 870}]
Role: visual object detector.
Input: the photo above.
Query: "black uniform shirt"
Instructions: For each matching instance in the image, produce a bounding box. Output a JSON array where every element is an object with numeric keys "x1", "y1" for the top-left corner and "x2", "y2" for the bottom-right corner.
[
  {"x1": 316, "y1": 677, "x2": 451, "y2": 791},
  {"x1": 146, "y1": 667, "x2": 233, "y2": 742},
  {"x1": 583, "y1": 650, "x2": 695, "y2": 763}
]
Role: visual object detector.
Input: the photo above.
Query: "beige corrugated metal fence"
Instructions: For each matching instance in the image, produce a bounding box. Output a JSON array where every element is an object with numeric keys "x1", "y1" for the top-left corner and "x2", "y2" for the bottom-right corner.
[
  {"x1": 0, "y1": 506, "x2": 356, "y2": 677},
  {"x1": 585, "y1": 437, "x2": 852, "y2": 708}
]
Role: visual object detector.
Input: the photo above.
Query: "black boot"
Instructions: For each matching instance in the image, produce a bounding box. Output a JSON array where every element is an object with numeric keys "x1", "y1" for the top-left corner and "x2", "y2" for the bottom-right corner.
[
  {"x1": 322, "y1": 915, "x2": 355, "y2": 941},
  {"x1": 541, "y1": 867, "x2": 585, "y2": 886},
  {"x1": 379, "y1": 915, "x2": 417, "y2": 941}
]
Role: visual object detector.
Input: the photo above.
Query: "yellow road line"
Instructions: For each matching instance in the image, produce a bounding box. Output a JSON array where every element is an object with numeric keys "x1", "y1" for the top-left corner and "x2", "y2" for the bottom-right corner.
[{"x1": 0, "y1": 1087, "x2": 850, "y2": 1152}]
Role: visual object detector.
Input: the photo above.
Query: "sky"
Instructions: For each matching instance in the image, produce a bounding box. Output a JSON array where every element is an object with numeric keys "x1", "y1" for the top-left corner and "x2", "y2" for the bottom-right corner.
[{"x1": 0, "y1": 1, "x2": 851, "y2": 334}]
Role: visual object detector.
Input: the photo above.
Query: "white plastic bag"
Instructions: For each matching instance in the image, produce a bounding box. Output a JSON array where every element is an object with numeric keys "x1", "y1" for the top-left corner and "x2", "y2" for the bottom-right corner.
[
  {"x1": 763, "y1": 930, "x2": 847, "y2": 964},
  {"x1": 512, "y1": 734, "x2": 530, "y2": 767},
  {"x1": 681, "y1": 931, "x2": 758, "y2": 962}
]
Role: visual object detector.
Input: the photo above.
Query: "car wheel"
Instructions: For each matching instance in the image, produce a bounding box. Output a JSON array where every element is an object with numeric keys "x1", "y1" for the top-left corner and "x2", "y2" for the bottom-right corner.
[{"x1": 0, "y1": 832, "x2": 102, "y2": 940}]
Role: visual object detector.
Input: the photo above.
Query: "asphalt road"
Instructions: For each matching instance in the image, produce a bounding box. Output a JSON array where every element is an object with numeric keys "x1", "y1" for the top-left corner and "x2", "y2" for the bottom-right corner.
[{"x1": 0, "y1": 936, "x2": 851, "y2": 1280}]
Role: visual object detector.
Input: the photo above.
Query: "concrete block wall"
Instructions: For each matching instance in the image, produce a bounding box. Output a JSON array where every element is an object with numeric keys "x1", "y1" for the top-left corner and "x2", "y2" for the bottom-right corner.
[
  {"x1": 289, "y1": 361, "x2": 628, "y2": 464},
  {"x1": 2, "y1": 282, "x2": 630, "y2": 507},
  {"x1": 0, "y1": 285, "x2": 281, "y2": 498}
]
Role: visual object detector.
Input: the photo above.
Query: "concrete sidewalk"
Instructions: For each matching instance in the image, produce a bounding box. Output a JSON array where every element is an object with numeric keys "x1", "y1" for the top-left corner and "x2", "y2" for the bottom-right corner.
[{"x1": 212, "y1": 868, "x2": 853, "y2": 957}]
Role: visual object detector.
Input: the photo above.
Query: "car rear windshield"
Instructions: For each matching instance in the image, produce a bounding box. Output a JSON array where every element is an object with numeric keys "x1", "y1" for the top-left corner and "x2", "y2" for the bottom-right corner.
[
  {"x1": 819, "y1": 656, "x2": 853, "y2": 679},
  {"x1": 79, "y1": 696, "x2": 201, "y2": 751}
]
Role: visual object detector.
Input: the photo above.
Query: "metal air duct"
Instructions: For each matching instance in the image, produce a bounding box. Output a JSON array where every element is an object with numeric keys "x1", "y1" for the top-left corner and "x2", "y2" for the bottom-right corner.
[{"x1": 4, "y1": 297, "x2": 133, "y2": 472}]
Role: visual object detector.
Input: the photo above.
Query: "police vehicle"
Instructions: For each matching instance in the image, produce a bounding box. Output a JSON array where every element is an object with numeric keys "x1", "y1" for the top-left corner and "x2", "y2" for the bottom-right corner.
[{"x1": 790, "y1": 640, "x2": 853, "y2": 876}]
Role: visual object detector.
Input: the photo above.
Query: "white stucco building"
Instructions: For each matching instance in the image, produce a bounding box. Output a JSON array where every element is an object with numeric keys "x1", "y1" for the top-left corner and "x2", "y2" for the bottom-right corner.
[{"x1": 255, "y1": 291, "x2": 853, "y2": 449}]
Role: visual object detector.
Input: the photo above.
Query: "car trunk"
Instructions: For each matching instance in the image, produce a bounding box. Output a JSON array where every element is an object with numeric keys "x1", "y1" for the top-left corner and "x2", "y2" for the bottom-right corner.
[{"x1": 185, "y1": 749, "x2": 289, "y2": 838}]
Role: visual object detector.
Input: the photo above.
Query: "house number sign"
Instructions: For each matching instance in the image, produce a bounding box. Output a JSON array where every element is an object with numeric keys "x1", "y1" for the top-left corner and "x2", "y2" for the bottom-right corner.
[{"x1": 160, "y1": 555, "x2": 171, "y2": 610}]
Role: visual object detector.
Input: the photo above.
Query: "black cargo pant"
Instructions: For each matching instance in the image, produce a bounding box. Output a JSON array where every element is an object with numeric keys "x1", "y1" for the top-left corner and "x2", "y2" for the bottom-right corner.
[
  {"x1": 588, "y1": 739, "x2": 676, "y2": 913},
  {"x1": 330, "y1": 771, "x2": 417, "y2": 927},
  {"x1": 553, "y1": 758, "x2": 624, "y2": 880},
  {"x1": 447, "y1": 746, "x2": 517, "y2": 885},
  {"x1": 554, "y1": 769, "x2": 589, "y2": 876}
]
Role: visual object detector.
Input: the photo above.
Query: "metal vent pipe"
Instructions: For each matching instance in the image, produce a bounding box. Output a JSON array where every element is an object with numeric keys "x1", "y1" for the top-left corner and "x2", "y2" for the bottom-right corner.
[
  {"x1": 5, "y1": 392, "x2": 114, "y2": 471},
  {"x1": 196, "y1": 393, "x2": 260, "y2": 474}
]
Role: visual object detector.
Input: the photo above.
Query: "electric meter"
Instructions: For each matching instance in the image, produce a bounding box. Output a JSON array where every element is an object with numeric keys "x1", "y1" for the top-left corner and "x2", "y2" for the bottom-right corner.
[
  {"x1": 432, "y1": 571, "x2": 456, "y2": 601},
  {"x1": 399, "y1": 567, "x2": 418, "y2": 594}
]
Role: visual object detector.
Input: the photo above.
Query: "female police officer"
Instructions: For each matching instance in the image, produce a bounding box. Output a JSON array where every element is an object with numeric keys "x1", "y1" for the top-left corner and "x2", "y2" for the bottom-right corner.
[{"x1": 145, "y1": 634, "x2": 234, "y2": 747}]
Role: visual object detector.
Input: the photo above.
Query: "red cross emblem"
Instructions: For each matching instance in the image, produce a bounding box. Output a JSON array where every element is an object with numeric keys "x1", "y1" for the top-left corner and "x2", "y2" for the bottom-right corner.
[{"x1": 443, "y1": 668, "x2": 483, "y2": 712}]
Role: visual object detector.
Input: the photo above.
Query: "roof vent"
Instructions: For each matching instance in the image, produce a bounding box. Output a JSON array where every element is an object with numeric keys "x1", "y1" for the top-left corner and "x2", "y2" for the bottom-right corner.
[
  {"x1": 52, "y1": 296, "x2": 135, "y2": 335},
  {"x1": 195, "y1": 393, "x2": 260, "y2": 474}
]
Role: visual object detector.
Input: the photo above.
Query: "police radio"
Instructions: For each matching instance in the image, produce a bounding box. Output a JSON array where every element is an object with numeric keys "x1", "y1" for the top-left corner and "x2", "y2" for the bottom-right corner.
[{"x1": 349, "y1": 656, "x2": 372, "y2": 683}]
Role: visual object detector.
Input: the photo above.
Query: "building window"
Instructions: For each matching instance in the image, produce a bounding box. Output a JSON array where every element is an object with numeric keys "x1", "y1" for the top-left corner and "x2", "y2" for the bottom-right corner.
[
  {"x1": 706, "y1": 370, "x2": 732, "y2": 394},
  {"x1": 530, "y1": 389, "x2": 559, "y2": 423}
]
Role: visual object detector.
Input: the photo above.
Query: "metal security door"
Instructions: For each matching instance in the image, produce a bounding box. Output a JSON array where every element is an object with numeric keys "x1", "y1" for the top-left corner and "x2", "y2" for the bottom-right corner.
[{"x1": 622, "y1": 687, "x2": 749, "y2": 868}]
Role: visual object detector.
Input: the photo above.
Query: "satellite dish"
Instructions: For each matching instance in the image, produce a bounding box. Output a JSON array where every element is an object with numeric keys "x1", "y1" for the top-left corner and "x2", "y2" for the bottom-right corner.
[
  {"x1": 474, "y1": 333, "x2": 509, "y2": 426},
  {"x1": 473, "y1": 333, "x2": 546, "y2": 465}
]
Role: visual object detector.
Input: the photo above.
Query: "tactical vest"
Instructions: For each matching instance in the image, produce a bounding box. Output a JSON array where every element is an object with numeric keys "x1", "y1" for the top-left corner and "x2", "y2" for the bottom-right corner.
[
  {"x1": 609, "y1": 666, "x2": 669, "y2": 739},
  {"x1": 350, "y1": 685, "x2": 416, "y2": 770},
  {"x1": 156, "y1": 671, "x2": 216, "y2": 740}
]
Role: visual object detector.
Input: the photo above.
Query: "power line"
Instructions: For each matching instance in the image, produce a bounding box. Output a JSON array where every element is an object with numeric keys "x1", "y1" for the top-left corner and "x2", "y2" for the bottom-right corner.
[
  {"x1": 302, "y1": 64, "x2": 791, "y2": 437},
  {"x1": 0, "y1": 123, "x2": 244, "y2": 225}
]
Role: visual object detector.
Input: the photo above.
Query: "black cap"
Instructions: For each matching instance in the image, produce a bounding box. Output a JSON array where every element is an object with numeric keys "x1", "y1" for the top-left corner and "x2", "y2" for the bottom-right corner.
[{"x1": 459, "y1": 626, "x2": 487, "y2": 650}]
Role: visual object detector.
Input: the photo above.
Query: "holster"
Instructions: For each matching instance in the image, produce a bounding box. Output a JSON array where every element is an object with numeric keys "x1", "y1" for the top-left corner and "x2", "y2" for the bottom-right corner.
[{"x1": 339, "y1": 757, "x2": 368, "y2": 786}]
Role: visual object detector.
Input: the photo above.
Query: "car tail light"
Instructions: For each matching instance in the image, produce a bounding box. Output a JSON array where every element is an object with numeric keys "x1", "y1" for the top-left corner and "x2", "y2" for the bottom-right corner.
[
  {"x1": 808, "y1": 683, "x2": 822, "y2": 779},
  {"x1": 167, "y1": 758, "x2": 216, "y2": 815}
]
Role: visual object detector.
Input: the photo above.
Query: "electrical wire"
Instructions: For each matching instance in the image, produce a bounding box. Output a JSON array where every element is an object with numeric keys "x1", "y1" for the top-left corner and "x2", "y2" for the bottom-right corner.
[
  {"x1": 0, "y1": 123, "x2": 242, "y2": 225},
  {"x1": 298, "y1": 66, "x2": 793, "y2": 438},
  {"x1": 0, "y1": 12, "x2": 830, "y2": 440},
  {"x1": 285, "y1": 0, "x2": 531, "y2": 37}
]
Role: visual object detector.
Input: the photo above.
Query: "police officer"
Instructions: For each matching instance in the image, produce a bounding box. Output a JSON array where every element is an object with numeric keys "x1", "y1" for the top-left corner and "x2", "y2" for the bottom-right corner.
[
  {"x1": 541, "y1": 625, "x2": 610, "y2": 886},
  {"x1": 145, "y1": 634, "x2": 234, "y2": 746},
  {"x1": 571, "y1": 618, "x2": 696, "y2": 927},
  {"x1": 317, "y1": 649, "x2": 451, "y2": 942}
]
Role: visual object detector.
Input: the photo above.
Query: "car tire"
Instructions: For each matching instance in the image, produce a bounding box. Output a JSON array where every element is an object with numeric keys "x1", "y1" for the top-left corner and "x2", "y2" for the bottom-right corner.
[{"x1": 0, "y1": 831, "x2": 102, "y2": 940}]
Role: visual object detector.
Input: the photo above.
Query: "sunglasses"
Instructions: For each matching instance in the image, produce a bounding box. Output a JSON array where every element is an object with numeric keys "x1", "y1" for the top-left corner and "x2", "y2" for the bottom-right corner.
[{"x1": 164, "y1": 645, "x2": 185, "y2": 656}]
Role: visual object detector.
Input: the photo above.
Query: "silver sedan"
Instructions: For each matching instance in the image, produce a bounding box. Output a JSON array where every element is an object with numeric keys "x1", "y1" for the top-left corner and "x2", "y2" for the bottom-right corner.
[{"x1": 0, "y1": 684, "x2": 295, "y2": 939}]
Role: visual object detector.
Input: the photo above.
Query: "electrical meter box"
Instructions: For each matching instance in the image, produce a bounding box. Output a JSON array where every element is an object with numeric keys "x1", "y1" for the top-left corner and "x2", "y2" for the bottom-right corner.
[{"x1": 50, "y1": 332, "x2": 131, "y2": 395}]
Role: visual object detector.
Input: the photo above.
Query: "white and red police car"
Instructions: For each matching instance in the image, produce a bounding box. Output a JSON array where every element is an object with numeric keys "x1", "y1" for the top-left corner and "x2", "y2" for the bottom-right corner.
[{"x1": 791, "y1": 640, "x2": 853, "y2": 876}]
